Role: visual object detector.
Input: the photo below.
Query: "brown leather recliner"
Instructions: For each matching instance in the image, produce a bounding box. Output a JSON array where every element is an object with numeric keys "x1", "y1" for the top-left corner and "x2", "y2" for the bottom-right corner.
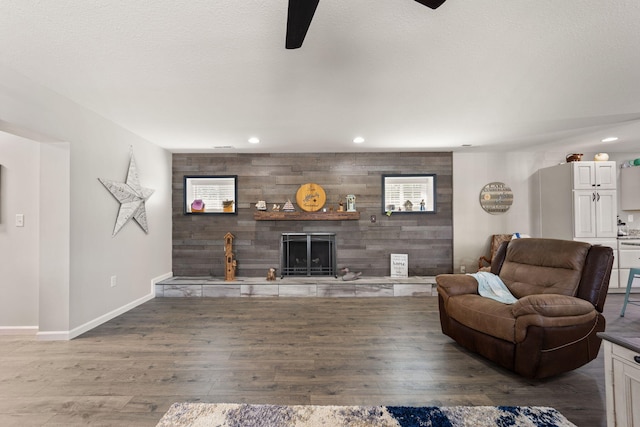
[{"x1": 437, "y1": 238, "x2": 614, "y2": 379}]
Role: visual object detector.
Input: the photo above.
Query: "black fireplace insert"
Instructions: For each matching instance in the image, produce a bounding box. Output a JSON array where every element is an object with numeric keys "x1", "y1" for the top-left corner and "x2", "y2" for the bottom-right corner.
[{"x1": 280, "y1": 233, "x2": 336, "y2": 277}]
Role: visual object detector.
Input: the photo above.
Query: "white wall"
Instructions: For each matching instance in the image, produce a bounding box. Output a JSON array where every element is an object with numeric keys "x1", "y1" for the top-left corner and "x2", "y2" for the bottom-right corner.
[
  {"x1": 452, "y1": 151, "x2": 566, "y2": 273},
  {"x1": 39, "y1": 142, "x2": 71, "y2": 333},
  {"x1": 0, "y1": 64, "x2": 172, "y2": 338},
  {"x1": 0, "y1": 132, "x2": 40, "y2": 330}
]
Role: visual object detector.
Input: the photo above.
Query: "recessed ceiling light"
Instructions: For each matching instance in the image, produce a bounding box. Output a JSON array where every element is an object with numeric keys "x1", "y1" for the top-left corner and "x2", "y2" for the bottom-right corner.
[
  {"x1": 353, "y1": 137, "x2": 365, "y2": 144},
  {"x1": 601, "y1": 137, "x2": 618, "y2": 143},
  {"x1": 248, "y1": 137, "x2": 260, "y2": 144}
]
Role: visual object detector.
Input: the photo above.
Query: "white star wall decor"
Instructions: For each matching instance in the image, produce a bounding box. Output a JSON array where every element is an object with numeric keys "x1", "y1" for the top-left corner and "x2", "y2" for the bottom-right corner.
[{"x1": 99, "y1": 149, "x2": 154, "y2": 236}]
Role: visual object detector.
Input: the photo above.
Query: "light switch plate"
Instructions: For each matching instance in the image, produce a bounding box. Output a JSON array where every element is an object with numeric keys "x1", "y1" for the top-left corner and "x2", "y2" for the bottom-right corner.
[
  {"x1": 15, "y1": 214, "x2": 24, "y2": 227},
  {"x1": 628, "y1": 214, "x2": 634, "y2": 223}
]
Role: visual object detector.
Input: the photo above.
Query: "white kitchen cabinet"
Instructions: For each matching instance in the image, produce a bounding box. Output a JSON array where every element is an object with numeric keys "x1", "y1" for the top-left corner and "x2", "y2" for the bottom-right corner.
[
  {"x1": 621, "y1": 166, "x2": 640, "y2": 211},
  {"x1": 539, "y1": 161, "x2": 618, "y2": 290},
  {"x1": 618, "y1": 240, "x2": 640, "y2": 291},
  {"x1": 573, "y1": 189, "x2": 617, "y2": 238},
  {"x1": 600, "y1": 334, "x2": 640, "y2": 427},
  {"x1": 572, "y1": 161, "x2": 617, "y2": 190},
  {"x1": 540, "y1": 161, "x2": 618, "y2": 239}
]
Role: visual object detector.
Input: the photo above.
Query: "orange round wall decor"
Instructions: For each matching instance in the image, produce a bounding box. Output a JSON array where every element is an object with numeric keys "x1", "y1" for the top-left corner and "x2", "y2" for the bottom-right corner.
[{"x1": 295, "y1": 183, "x2": 326, "y2": 212}]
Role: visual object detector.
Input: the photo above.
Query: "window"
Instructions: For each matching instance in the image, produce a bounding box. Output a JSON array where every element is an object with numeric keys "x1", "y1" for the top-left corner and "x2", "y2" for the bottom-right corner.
[
  {"x1": 382, "y1": 174, "x2": 436, "y2": 213},
  {"x1": 184, "y1": 175, "x2": 238, "y2": 214}
]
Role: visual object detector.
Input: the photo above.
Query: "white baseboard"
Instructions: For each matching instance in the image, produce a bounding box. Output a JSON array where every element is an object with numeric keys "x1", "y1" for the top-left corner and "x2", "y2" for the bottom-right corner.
[
  {"x1": 36, "y1": 271, "x2": 173, "y2": 341},
  {"x1": 36, "y1": 330, "x2": 72, "y2": 341},
  {"x1": 0, "y1": 326, "x2": 38, "y2": 336}
]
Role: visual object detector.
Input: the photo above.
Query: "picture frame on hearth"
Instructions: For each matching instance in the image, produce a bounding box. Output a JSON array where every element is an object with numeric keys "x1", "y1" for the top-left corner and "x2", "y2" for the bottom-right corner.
[
  {"x1": 183, "y1": 175, "x2": 238, "y2": 214},
  {"x1": 382, "y1": 174, "x2": 436, "y2": 214}
]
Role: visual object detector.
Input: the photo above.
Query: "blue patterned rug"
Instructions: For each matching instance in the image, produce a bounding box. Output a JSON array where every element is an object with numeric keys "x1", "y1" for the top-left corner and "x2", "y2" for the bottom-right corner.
[{"x1": 156, "y1": 403, "x2": 576, "y2": 426}]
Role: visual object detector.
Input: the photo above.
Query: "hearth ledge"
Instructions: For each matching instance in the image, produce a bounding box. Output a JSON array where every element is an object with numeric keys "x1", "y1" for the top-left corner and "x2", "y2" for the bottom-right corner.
[{"x1": 155, "y1": 276, "x2": 437, "y2": 297}]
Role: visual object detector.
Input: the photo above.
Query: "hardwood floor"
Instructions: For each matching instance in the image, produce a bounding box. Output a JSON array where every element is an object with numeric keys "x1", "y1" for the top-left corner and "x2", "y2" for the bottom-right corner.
[{"x1": 0, "y1": 294, "x2": 638, "y2": 426}]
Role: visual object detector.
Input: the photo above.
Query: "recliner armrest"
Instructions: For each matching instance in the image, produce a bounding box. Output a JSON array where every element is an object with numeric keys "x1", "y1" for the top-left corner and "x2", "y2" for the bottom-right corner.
[
  {"x1": 511, "y1": 294, "x2": 598, "y2": 343},
  {"x1": 512, "y1": 294, "x2": 595, "y2": 318},
  {"x1": 436, "y1": 274, "x2": 478, "y2": 297}
]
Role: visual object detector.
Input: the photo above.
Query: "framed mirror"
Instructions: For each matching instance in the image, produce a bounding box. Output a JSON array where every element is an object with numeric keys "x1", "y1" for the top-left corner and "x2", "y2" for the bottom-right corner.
[
  {"x1": 184, "y1": 175, "x2": 238, "y2": 214},
  {"x1": 382, "y1": 174, "x2": 437, "y2": 214}
]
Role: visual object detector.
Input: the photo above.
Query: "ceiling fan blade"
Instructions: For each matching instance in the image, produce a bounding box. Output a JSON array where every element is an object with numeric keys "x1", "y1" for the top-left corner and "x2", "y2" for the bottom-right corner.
[
  {"x1": 286, "y1": 0, "x2": 320, "y2": 49},
  {"x1": 414, "y1": 0, "x2": 447, "y2": 9}
]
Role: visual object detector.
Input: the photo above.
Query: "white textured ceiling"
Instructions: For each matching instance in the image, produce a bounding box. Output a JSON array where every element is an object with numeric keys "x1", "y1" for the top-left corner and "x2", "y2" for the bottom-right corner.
[{"x1": 1, "y1": 0, "x2": 639, "y2": 153}]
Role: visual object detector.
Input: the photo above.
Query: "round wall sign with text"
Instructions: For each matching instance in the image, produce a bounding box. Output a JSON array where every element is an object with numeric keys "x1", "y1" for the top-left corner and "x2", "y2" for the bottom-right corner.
[
  {"x1": 295, "y1": 183, "x2": 327, "y2": 212},
  {"x1": 479, "y1": 182, "x2": 513, "y2": 215}
]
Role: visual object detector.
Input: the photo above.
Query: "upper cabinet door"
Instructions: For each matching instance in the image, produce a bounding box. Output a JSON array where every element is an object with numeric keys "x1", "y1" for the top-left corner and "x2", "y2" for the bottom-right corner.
[
  {"x1": 594, "y1": 162, "x2": 616, "y2": 189},
  {"x1": 572, "y1": 162, "x2": 596, "y2": 189},
  {"x1": 572, "y1": 161, "x2": 616, "y2": 190}
]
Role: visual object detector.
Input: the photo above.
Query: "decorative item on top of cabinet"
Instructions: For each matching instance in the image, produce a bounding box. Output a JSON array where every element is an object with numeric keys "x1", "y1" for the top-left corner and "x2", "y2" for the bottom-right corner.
[{"x1": 621, "y1": 165, "x2": 640, "y2": 211}]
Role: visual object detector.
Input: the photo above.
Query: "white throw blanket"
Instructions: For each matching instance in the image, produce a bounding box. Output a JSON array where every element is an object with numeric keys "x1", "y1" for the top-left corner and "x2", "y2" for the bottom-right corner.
[{"x1": 469, "y1": 271, "x2": 518, "y2": 304}]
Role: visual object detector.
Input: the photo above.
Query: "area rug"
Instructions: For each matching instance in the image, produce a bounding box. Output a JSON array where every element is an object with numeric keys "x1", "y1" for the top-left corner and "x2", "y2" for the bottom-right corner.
[{"x1": 156, "y1": 403, "x2": 576, "y2": 427}]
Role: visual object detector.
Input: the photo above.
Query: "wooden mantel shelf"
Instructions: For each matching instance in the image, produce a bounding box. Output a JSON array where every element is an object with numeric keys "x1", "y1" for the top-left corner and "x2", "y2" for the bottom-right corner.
[{"x1": 254, "y1": 211, "x2": 360, "y2": 221}]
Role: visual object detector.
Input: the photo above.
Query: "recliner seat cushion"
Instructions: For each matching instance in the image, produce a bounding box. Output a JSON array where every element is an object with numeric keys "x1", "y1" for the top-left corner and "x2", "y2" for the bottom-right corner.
[{"x1": 446, "y1": 294, "x2": 516, "y2": 343}]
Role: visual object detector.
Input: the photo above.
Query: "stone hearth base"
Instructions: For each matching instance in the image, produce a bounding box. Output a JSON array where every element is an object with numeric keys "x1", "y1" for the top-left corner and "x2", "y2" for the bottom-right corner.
[{"x1": 156, "y1": 276, "x2": 437, "y2": 298}]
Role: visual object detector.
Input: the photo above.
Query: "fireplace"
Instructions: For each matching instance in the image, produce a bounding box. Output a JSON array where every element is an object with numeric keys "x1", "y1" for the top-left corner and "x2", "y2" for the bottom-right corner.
[{"x1": 280, "y1": 233, "x2": 336, "y2": 277}]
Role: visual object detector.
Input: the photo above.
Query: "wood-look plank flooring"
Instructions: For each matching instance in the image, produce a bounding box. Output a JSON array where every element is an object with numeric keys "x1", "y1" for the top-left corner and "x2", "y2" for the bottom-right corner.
[{"x1": 0, "y1": 294, "x2": 638, "y2": 426}]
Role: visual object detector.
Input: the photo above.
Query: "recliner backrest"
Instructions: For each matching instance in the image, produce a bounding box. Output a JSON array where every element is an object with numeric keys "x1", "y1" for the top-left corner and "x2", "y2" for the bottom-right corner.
[{"x1": 497, "y1": 238, "x2": 591, "y2": 299}]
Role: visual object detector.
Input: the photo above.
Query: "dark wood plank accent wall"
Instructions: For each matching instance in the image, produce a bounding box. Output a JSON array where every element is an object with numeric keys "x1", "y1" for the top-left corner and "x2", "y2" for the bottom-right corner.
[{"x1": 172, "y1": 153, "x2": 453, "y2": 277}]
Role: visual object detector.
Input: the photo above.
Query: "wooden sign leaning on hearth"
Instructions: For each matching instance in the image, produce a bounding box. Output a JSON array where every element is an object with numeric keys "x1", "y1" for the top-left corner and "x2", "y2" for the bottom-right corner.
[{"x1": 224, "y1": 232, "x2": 237, "y2": 281}]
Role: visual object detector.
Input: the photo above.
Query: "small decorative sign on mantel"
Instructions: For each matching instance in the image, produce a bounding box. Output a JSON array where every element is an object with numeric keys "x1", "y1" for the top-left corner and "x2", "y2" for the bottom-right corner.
[{"x1": 390, "y1": 253, "x2": 408, "y2": 278}]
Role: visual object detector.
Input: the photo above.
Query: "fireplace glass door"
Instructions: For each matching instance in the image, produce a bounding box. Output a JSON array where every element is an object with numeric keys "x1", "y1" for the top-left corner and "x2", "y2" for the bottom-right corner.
[{"x1": 280, "y1": 233, "x2": 336, "y2": 277}]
